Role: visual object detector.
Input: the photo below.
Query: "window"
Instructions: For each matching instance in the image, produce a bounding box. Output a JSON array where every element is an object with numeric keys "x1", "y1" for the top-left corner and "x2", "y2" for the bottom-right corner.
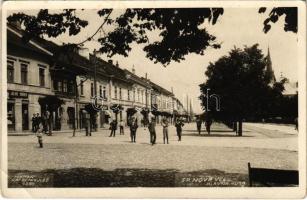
[
  {"x1": 91, "y1": 83, "x2": 94, "y2": 97},
  {"x1": 7, "y1": 61, "x2": 14, "y2": 83},
  {"x1": 99, "y1": 85, "x2": 102, "y2": 97},
  {"x1": 119, "y1": 88, "x2": 122, "y2": 100},
  {"x1": 128, "y1": 90, "x2": 130, "y2": 101},
  {"x1": 137, "y1": 90, "x2": 140, "y2": 102},
  {"x1": 39, "y1": 68, "x2": 45, "y2": 86},
  {"x1": 63, "y1": 80, "x2": 67, "y2": 93},
  {"x1": 20, "y1": 63, "x2": 28, "y2": 84},
  {"x1": 58, "y1": 81, "x2": 62, "y2": 92},
  {"x1": 53, "y1": 80, "x2": 58, "y2": 91},
  {"x1": 133, "y1": 89, "x2": 136, "y2": 101},
  {"x1": 103, "y1": 86, "x2": 106, "y2": 99},
  {"x1": 68, "y1": 80, "x2": 74, "y2": 94},
  {"x1": 114, "y1": 86, "x2": 117, "y2": 99},
  {"x1": 141, "y1": 91, "x2": 144, "y2": 103},
  {"x1": 80, "y1": 82, "x2": 84, "y2": 96}
]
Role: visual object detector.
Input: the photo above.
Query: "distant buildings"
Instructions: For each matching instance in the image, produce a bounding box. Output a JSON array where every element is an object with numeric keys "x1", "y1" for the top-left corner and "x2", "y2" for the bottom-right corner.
[{"x1": 7, "y1": 23, "x2": 187, "y2": 133}]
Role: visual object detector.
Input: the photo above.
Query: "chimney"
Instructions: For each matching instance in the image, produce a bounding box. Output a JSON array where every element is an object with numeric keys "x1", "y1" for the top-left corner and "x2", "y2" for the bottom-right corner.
[
  {"x1": 108, "y1": 60, "x2": 113, "y2": 65},
  {"x1": 145, "y1": 73, "x2": 148, "y2": 79},
  {"x1": 132, "y1": 65, "x2": 135, "y2": 74},
  {"x1": 116, "y1": 61, "x2": 119, "y2": 68}
]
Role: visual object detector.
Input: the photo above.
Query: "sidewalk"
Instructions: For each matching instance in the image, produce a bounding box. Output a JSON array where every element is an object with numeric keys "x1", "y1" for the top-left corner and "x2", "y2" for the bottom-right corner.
[{"x1": 243, "y1": 122, "x2": 297, "y2": 135}]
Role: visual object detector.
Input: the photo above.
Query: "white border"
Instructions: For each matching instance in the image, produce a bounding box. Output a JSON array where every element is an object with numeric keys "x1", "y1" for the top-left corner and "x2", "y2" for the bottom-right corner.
[{"x1": 1, "y1": 1, "x2": 306, "y2": 198}]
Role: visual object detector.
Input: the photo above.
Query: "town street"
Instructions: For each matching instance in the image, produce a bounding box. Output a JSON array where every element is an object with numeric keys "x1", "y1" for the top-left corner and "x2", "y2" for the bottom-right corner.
[{"x1": 8, "y1": 122, "x2": 298, "y2": 187}]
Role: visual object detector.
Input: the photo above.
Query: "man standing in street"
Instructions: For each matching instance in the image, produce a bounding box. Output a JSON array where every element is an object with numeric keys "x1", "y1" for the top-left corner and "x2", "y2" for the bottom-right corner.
[
  {"x1": 175, "y1": 118, "x2": 184, "y2": 141},
  {"x1": 129, "y1": 117, "x2": 138, "y2": 143},
  {"x1": 161, "y1": 117, "x2": 169, "y2": 144},
  {"x1": 148, "y1": 117, "x2": 156, "y2": 145},
  {"x1": 196, "y1": 117, "x2": 202, "y2": 135},
  {"x1": 109, "y1": 119, "x2": 117, "y2": 137},
  {"x1": 119, "y1": 119, "x2": 124, "y2": 135}
]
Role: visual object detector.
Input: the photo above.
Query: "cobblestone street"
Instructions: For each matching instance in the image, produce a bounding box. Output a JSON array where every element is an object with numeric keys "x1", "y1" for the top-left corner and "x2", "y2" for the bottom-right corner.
[{"x1": 8, "y1": 123, "x2": 298, "y2": 176}]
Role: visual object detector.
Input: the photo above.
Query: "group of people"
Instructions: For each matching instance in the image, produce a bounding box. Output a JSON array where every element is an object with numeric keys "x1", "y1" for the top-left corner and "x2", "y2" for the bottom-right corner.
[
  {"x1": 31, "y1": 111, "x2": 51, "y2": 135},
  {"x1": 108, "y1": 116, "x2": 185, "y2": 145},
  {"x1": 196, "y1": 117, "x2": 213, "y2": 135}
]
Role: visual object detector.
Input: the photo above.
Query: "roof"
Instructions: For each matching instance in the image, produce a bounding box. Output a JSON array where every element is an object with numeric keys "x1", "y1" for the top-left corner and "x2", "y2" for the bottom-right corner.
[
  {"x1": 148, "y1": 80, "x2": 174, "y2": 96},
  {"x1": 124, "y1": 70, "x2": 152, "y2": 88}
]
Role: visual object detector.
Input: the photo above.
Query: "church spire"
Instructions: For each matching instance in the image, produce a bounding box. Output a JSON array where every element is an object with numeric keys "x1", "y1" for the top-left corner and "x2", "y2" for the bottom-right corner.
[{"x1": 265, "y1": 47, "x2": 276, "y2": 83}]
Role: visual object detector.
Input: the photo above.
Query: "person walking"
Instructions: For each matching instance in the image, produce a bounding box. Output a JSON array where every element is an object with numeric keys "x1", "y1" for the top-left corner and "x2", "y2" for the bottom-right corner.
[
  {"x1": 148, "y1": 117, "x2": 156, "y2": 145},
  {"x1": 129, "y1": 117, "x2": 138, "y2": 143},
  {"x1": 205, "y1": 116, "x2": 213, "y2": 135},
  {"x1": 161, "y1": 117, "x2": 169, "y2": 144},
  {"x1": 196, "y1": 117, "x2": 202, "y2": 135},
  {"x1": 119, "y1": 119, "x2": 124, "y2": 135},
  {"x1": 109, "y1": 119, "x2": 117, "y2": 137},
  {"x1": 175, "y1": 118, "x2": 184, "y2": 141}
]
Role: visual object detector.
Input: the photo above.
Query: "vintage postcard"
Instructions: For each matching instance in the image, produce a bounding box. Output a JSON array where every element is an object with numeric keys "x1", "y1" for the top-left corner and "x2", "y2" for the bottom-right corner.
[{"x1": 1, "y1": 0, "x2": 306, "y2": 198}]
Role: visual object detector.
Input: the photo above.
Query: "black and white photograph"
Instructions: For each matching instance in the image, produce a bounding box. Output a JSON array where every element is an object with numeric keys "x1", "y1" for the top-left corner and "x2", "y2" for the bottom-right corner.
[{"x1": 1, "y1": 1, "x2": 306, "y2": 198}]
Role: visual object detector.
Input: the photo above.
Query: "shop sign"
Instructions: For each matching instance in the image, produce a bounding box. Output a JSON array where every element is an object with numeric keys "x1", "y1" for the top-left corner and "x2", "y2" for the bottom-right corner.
[{"x1": 8, "y1": 90, "x2": 28, "y2": 98}]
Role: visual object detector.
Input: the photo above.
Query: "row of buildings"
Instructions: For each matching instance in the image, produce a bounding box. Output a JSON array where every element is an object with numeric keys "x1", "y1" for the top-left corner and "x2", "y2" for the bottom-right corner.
[{"x1": 6, "y1": 23, "x2": 187, "y2": 133}]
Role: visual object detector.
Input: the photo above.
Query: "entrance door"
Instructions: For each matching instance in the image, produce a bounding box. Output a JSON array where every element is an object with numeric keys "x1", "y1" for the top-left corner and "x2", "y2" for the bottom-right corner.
[
  {"x1": 7, "y1": 102, "x2": 15, "y2": 131},
  {"x1": 22, "y1": 103, "x2": 29, "y2": 130}
]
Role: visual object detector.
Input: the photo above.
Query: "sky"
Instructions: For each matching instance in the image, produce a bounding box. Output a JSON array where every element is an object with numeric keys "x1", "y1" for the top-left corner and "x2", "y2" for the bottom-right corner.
[{"x1": 8, "y1": 8, "x2": 298, "y2": 113}]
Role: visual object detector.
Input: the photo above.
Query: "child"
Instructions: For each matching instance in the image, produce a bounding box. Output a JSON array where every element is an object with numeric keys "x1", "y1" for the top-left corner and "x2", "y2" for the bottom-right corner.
[{"x1": 36, "y1": 122, "x2": 44, "y2": 148}]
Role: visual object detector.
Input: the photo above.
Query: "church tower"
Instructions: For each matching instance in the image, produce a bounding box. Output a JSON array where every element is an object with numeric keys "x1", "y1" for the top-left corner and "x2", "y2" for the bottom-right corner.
[{"x1": 265, "y1": 47, "x2": 276, "y2": 84}]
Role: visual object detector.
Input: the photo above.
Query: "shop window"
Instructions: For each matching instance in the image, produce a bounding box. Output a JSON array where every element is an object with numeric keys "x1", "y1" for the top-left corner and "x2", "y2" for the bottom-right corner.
[
  {"x1": 7, "y1": 102, "x2": 15, "y2": 131},
  {"x1": 39, "y1": 68, "x2": 45, "y2": 86},
  {"x1": 7, "y1": 61, "x2": 14, "y2": 83},
  {"x1": 20, "y1": 63, "x2": 28, "y2": 84}
]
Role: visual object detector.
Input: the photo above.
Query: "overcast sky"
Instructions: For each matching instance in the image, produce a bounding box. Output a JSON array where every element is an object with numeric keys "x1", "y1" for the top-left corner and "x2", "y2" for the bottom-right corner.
[{"x1": 8, "y1": 8, "x2": 298, "y2": 113}]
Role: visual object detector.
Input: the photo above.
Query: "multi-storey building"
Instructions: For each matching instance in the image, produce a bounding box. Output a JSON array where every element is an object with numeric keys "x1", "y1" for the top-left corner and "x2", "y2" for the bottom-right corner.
[{"x1": 6, "y1": 23, "x2": 185, "y2": 133}]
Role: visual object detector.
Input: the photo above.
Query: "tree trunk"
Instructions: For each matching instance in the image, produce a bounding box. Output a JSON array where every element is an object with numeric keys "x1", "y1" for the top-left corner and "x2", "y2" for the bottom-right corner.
[
  {"x1": 238, "y1": 120, "x2": 243, "y2": 136},
  {"x1": 233, "y1": 121, "x2": 237, "y2": 132}
]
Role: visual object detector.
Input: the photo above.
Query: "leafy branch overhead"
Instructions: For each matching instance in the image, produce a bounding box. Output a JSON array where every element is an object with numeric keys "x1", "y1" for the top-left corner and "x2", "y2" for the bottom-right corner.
[
  {"x1": 259, "y1": 7, "x2": 297, "y2": 33},
  {"x1": 7, "y1": 8, "x2": 224, "y2": 66}
]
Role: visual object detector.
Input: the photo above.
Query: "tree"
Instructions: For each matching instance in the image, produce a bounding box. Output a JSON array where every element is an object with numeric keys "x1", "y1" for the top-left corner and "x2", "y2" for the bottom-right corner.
[
  {"x1": 7, "y1": 8, "x2": 224, "y2": 66},
  {"x1": 259, "y1": 7, "x2": 297, "y2": 33},
  {"x1": 199, "y1": 44, "x2": 286, "y2": 136}
]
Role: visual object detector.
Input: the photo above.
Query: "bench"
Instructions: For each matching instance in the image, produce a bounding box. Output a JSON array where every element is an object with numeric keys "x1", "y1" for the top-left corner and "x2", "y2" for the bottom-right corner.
[{"x1": 248, "y1": 162, "x2": 298, "y2": 186}]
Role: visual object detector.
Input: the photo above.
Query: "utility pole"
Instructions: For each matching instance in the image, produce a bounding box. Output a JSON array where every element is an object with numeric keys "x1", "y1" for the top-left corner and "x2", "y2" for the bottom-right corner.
[{"x1": 93, "y1": 49, "x2": 98, "y2": 132}]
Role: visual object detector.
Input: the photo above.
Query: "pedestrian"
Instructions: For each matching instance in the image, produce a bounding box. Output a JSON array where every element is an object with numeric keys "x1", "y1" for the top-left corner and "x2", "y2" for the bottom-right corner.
[
  {"x1": 129, "y1": 117, "x2": 138, "y2": 143},
  {"x1": 161, "y1": 117, "x2": 169, "y2": 144},
  {"x1": 196, "y1": 117, "x2": 202, "y2": 134},
  {"x1": 109, "y1": 119, "x2": 117, "y2": 137},
  {"x1": 83, "y1": 111, "x2": 91, "y2": 136},
  {"x1": 45, "y1": 110, "x2": 52, "y2": 136},
  {"x1": 119, "y1": 119, "x2": 124, "y2": 135},
  {"x1": 148, "y1": 117, "x2": 156, "y2": 145},
  {"x1": 36, "y1": 121, "x2": 44, "y2": 148},
  {"x1": 31, "y1": 114, "x2": 36, "y2": 132},
  {"x1": 205, "y1": 116, "x2": 213, "y2": 135},
  {"x1": 175, "y1": 118, "x2": 184, "y2": 141}
]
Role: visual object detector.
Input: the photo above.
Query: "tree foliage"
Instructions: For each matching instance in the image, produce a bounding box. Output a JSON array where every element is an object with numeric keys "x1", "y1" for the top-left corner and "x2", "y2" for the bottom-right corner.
[
  {"x1": 259, "y1": 7, "x2": 297, "y2": 33},
  {"x1": 199, "y1": 44, "x2": 286, "y2": 122},
  {"x1": 7, "y1": 8, "x2": 223, "y2": 66}
]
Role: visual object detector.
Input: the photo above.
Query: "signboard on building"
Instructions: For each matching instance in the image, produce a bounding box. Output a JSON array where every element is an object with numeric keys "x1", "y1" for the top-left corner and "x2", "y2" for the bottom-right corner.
[{"x1": 8, "y1": 90, "x2": 28, "y2": 99}]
